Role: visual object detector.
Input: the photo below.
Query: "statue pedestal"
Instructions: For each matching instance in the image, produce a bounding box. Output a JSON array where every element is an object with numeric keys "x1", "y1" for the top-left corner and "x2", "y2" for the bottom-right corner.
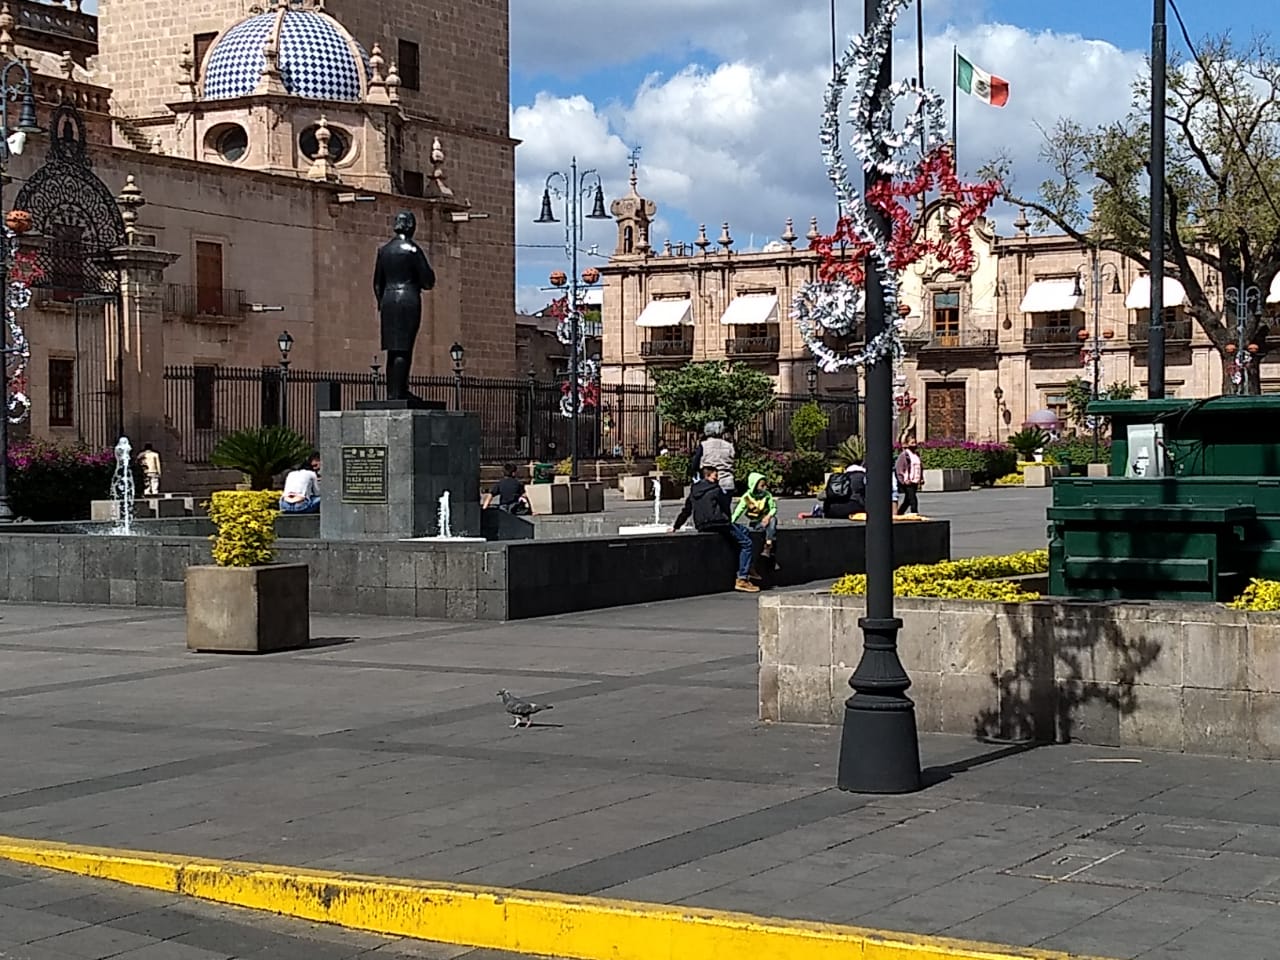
[
  {"x1": 356, "y1": 398, "x2": 446, "y2": 411},
  {"x1": 318, "y1": 409, "x2": 481, "y2": 541}
]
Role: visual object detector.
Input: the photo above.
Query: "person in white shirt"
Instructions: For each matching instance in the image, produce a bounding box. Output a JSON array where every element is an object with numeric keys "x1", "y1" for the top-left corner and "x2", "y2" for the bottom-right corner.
[
  {"x1": 138, "y1": 443, "x2": 162, "y2": 495},
  {"x1": 280, "y1": 453, "x2": 321, "y2": 514}
]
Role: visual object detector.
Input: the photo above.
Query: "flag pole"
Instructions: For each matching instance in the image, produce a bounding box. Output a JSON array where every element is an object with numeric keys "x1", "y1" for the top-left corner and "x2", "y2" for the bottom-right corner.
[{"x1": 951, "y1": 45, "x2": 958, "y2": 173}]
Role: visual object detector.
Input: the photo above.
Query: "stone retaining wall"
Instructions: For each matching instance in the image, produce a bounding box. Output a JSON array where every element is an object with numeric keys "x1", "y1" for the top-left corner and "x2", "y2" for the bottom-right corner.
[
  {"x1": 760, "y1": 592, "x2": 1280, "y2": 759},
  {"x1": 0, "y1": 520, "x2": 949, "y2": 621}
]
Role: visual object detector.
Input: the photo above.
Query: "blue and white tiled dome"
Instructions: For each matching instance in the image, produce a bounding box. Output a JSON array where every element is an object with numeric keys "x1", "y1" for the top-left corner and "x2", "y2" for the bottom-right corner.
[{"x1": 201, "y1": 7, "x2": 372, "y2": 101}]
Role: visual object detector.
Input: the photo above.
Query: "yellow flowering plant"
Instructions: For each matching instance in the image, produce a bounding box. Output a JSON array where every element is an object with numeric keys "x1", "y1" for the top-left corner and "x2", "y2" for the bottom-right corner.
[
  {"x1": 1228, "y1": 579, "x2": 1280, "y2": 611},
  {"x1": 207, "y1": 490, "x2": 280, "y2": 567},
  {"x1": 831, "y1": 550, "x2": 1048, "y2": 602}
]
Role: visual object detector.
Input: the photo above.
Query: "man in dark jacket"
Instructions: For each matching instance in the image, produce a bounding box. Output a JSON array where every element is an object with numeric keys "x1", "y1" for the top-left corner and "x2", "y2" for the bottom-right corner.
[{"x1": 672, "y1": 465, "x2": 758, "y2": 593}]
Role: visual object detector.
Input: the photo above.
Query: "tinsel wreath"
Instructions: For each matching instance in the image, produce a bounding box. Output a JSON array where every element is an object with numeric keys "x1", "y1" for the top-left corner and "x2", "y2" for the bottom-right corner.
[
  {"x1": 548, "y1": 295, "x2": 600, "y2": 416},
  {"x1": 791, "y1": 0, "x2": 1001, "y2": 373}
]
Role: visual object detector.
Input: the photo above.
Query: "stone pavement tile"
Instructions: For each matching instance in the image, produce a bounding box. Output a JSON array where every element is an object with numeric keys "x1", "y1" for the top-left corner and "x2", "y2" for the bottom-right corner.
[
  {"x1": 110, "y1": 942, "x2": 235, "y2": 960},
  {"x1": 1036, "y1": 913, "x2": 1196, "y2": 958},
  {"x1": 19, "y1": 923, "x2": 158, "y2": 957},
  {"x1": 942, "y1": 906, "x2": 1113, "y2": 949},
  {"x1": 595, "y1": 863, "x2": 739, "y2": 902},
  {"x1": 0, "y1": 902, "x2": 88, "y2": 942},
  {"x1": 848, "y1": 872, "x2": 1043, "y2": 935}
]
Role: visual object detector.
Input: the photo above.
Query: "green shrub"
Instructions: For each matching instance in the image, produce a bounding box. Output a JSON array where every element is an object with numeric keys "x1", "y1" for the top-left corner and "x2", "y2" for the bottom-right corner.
[
  {"x1": 914, "y1": 441, "x2": 1016, "y2": 486},
  {"x1": 734, "y1": 442, "x2": 785, "y2": 492},
  {"x1": 790, "y1": 401, "x2": 830, "y2": 451},
  {"x1": 1229, "y1": 579, "x2": 1280, "y2": 611},
  {"x1": 656, "y1": 451, "x2": 691, "y2": 480},
  {"x1": 7, "y1": 440, "x2": 138, "y2": 522},
  {"x1": 1046, "y1": 436, "x2": 1110, "y2": 468},
  {"x1": 1007, "y1": 428, "x2": 1049, "y2": 460},
  {"x1": 210, "y1": 426, "x2": 312, "y2": 490},
  {"x1": 781, "y1": 451, "x2": 828, "y2": 494},
  {"x1": 831, "y1": 550, "x2": 1049, "y2": 602},
  {"x1": 554, "y1": 456, "x2": 573, "y2": 476}
]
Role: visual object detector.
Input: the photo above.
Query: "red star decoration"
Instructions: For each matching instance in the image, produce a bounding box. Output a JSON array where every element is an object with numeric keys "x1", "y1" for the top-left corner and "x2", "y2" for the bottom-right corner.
[{"x1": 812, "y1": 145, "x2": 1002, "y2": 285}]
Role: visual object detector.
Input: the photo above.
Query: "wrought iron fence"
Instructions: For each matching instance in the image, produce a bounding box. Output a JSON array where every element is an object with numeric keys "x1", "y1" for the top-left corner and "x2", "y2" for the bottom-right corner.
[{"x1": 163, "y1": 365, "x2": 860, "y2": 465}]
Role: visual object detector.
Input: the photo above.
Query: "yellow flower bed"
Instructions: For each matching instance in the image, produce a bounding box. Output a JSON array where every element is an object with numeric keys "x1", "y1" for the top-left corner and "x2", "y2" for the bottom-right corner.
[
  {"x1": 831, "y1": 549, "x2": 1048, "y2": 602},
  {"x1": 994, "y1": 472, "x2": 1024, "y2": 486},
  {"x1": 207, "y1": 490, "x2": 280, "y2": 567},
  {"x1": 1228, "y1": 579, "x2": 1280, "y2": 611}
]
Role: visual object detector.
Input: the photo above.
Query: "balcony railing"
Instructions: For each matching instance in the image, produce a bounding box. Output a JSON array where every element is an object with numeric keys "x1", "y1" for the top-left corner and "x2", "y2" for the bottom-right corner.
[
  {"x1": 165, "y1": 284, "x2": 246, "y2": 322},
  {"x1": 725, "y1": 335, "x2": 781, "y2": 357},
  {"x1": 1129, "y1": 319, "x2": 1192, "y2": 342},
  {"x1": 921, "y1": 329, "x2": 998, "y2": 350},
  {"x1": 1023, "y1": 325, "x2": 1082, "y2": 347},
  {"x1": 640, "y1": 338, "x2": 693, "y2": 359}
]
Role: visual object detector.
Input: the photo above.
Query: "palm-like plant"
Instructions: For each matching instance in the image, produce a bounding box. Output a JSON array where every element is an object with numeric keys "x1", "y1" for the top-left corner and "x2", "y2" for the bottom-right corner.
[
  {"x1": 831, "y1": 434, "x2": 866, "y2": 469},
  {"x1": 210, "y1": 426, "x2": 312, "y2": 490},
  {"x1": 1008, "y1": 427, "x2": 1050, "y2": 461}
]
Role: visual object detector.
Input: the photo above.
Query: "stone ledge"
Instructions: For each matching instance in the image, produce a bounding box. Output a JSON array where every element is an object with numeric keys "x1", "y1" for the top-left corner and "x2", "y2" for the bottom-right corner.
[{"x1": 761, "y1": 592, "x2": 1280, "y2": 758}]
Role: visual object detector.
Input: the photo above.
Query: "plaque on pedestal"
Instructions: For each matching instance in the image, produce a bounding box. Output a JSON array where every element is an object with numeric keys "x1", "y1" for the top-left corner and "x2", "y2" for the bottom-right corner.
[{"x1": 318, "y1": 409, "x2": 481, "y2": 541}]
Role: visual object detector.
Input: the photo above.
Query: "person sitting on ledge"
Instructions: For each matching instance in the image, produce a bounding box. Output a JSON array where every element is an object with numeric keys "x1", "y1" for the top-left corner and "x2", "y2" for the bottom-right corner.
[
  {"x1": 800, "y1": 459, "x2": 866, "y2": 520},
  {"x1": 732, "y1": 471, "x2": 779, "y2": 567},
  {"x1": 279, "y1": 452, "x2": 321, "y2": 514},
  {"x1": 671, "y1": 464, "x2": 758, "y2": 594},
  {"x1": 482, "y1": 462, "x2": 532, "y2": 515}
]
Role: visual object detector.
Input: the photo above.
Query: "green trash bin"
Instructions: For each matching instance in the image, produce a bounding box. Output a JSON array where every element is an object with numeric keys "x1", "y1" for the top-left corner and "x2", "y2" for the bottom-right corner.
[{"x1": 531, "y1": 462, "x2": 554, "y2": 484}]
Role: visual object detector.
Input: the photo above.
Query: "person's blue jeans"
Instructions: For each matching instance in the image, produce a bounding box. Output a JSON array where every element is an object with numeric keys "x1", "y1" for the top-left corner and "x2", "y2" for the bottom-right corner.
[
  {"x1": 747, "y1": 516, "x2": 777, "y2": 541},
  {"x1": 280, "y1": 495, "x2": 320, "y2": 514},
  {"x1": 722, "y1": 523, "x2": 754, "y2": 579}
]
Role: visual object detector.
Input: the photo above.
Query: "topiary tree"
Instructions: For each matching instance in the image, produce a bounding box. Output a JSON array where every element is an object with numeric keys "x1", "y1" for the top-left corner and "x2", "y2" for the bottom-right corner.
[
  {"x1": 210, "y1": 426, "x2": 312, "y2": 490},
  {"x1": 652, "y1": 361, "x2": 776, "y2": 432},
  {"x1": 790, "y1": 401, "x2": 830, "y2": 451}
]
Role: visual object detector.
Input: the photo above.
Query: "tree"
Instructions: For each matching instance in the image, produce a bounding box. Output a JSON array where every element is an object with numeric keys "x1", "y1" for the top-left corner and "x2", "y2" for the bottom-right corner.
[
  {"x1": 652, "y1": 361, "x2": 776, "y2": 432},
  {"x1": 985, "y1": 32, "x2": 1280, "y2": 393},
  {"x1": 1064, "y1": 377, "x2": 1137, "y2": 431},
  {"x1": 790, "y1": 401, "x2": 830, "y2": 451}
]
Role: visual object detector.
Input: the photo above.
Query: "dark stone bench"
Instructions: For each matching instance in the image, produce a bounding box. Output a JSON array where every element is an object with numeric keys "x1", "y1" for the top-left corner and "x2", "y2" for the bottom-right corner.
[{"x1": 1049, "y1": 503, "x2": 1254, "y2": 602}]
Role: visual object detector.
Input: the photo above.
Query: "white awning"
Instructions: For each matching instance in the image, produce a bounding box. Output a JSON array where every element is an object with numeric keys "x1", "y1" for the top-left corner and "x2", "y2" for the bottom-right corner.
[
  {"x1": 720, "y1": 293, "x2": 779, "y2": 325},
  {"x1": 634, "y1": 299, "x2": 692, "y2": 327},
  {"x1": 1125, "y1": 276, "x2": 1190, "y2": 310},
  {"x1": 1019, "y1": 279, "x2": 1083, "y2": 314},
  {"x1": 1268, "y1": 272, "x2": 1280, "y2": 305}
]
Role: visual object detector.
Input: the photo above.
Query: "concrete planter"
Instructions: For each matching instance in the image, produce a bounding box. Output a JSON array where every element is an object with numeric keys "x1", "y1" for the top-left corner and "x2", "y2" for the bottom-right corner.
[
  {"x1": 647, "y1": 473, "x2": 685, "y2": 499},
  {"x1": 923, "y1": 468, "x2": 970, "y2": 492},
  {"x1": 1087, "y1": 463, "x2": 1109, "y2": 478},
  {"x1": 527, "y1": 481, "x2": 605, "y2": 515},
  {"x1": 1023, "y1": 464, "x2": 1069, "y2": 487},
  {"x1": 185, "y1": 563, "x2": 309, "y2": 653},
  {"x1": 760, "y1": 591, "x2": 1280, "y2": 759},
  {"x1": 553, "y1": 474, "x2": 572, "y2": 485}
]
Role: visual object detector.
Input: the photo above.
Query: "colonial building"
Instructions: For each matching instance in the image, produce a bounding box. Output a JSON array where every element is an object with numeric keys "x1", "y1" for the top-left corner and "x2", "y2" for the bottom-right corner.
[
  {"x1": 599, "y1": 178, "x2": 1251, "y2": 442},
  {"x1": 4, "y1": 0, "x2": 515, "y2": 482}
]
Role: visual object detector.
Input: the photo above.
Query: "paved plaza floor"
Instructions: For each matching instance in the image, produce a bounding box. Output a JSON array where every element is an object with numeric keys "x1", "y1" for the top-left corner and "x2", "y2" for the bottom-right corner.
[{"x1": 10, "y1": 486, "x2": 1280, "y2": 959}]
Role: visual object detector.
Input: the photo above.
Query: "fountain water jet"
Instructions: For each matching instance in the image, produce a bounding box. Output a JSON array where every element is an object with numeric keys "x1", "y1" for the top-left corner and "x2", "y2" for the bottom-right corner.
[
  {"x1": 403, "y1": 490, "x2": 483, "y2": 542},
  {"x1": 618, "y1": 477, "x2": 670, "y2": 536},
  {"x1": 108, "y1": 437, "x2": 135, "y2": 535}
]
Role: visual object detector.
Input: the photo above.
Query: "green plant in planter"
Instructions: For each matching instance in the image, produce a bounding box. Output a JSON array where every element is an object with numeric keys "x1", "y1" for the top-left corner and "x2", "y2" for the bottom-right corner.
[
  {"x1": 554, "y1": 456, "x2": 574, "y2": 476},
  {"x1": 790, "y1": 401, "x2": 830, "y2": 451},
  {"x1": 782, "y1": 451, "x2": 828, "y2": 493},
  {"x1": 207, "y1": 490, "x2": 279, "y2": 567},
  {"x1": 656, "y1": 450, "x2": 691, "y2": 479},
  {"x1": 210, "y1": 426, "x2": 312, "y2": 490},
  {"x1": 831, "y1": 434, "x2": 866, "y2": 469},
  {"x1": 1007, "y1": 428, "x2": 1049, "y2": 461}
]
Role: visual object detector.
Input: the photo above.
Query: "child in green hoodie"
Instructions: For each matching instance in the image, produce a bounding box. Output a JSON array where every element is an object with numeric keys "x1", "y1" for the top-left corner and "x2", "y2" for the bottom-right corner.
[{"x1": 732, "y1": 472, "x2": 778, "y2": 560}]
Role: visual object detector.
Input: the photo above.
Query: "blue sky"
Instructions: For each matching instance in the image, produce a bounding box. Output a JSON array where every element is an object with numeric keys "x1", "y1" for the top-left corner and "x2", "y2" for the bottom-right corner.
[{"x1": 508, "y1": 0, "x2": 1265, "y2": 310}]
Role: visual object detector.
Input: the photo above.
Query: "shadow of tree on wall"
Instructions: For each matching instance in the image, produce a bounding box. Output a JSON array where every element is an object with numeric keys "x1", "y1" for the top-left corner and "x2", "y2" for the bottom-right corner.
[{"x1": 974, "y1": 602, "x2": 1164, "y2": 744}]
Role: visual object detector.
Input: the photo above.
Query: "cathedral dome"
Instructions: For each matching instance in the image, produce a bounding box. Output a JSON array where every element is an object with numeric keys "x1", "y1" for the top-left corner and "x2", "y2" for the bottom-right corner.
[{"x1": 201, "y1": 6, "x2": 371, "y2": 102}]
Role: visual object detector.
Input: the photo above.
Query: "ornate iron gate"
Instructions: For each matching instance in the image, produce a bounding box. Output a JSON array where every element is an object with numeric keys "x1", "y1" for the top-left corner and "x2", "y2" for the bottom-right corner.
[{"x1": 14, "y1": 101, "x2": 126, "y2": 449}]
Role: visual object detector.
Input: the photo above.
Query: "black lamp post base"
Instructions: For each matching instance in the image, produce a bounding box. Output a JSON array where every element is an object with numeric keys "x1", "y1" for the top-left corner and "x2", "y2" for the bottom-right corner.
[{"x1": 837, "y1": 694, "x2": 922, "y2": 793}]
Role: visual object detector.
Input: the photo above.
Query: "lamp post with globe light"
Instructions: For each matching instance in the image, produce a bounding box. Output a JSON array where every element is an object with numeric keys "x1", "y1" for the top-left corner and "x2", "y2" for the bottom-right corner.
[
  {"x1": 276, "y1": 330, "x2": 293, "y2": 428},
  {"x1": 450, "y1": 341, "x2": 465, "y2": 411}
]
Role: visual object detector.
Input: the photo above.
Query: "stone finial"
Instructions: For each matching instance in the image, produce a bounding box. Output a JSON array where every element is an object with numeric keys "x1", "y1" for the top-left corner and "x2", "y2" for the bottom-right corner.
[
  {"x1": 0, "y1": 5, "x2": 14, "y2": 57},
  {"x1": 176, "y1": 43, "x2": 196, "y2": 99},
  {"x1": 662, "y1": 238, "x2": 672, "y2": 256},
  {"x1": 425, "y1": 135, "x2": 453, "y2": 198},
  {"x1": 305, "y1": 116, "x2": 338, "y2": 181},
  {"x1": 718, "y1": 222, "x2": 733, "y2": 250},
  {"x1": 806, "y1": 216, "x2": 820, "y2": 242},
  {"x1": 1014, "y1": 205, "x2": 1029, "y2": 237},
  {"x1": 365, "y1": 41, "x2": 388, "y2": 103},
  {"x1": 694, "y1": 223, "x2": 709, "y2": 252},
  {"x1": 385, "y1": 61, "x2": 401, "y2": 104},
  {"x1": 59, "y1": 50, "x2": 75, "y2": 80},
  {"x1": 115, "y1": 174, "x2": 146, "y2": 241},
  {"x1": 781, "y1": 217, "x2": 797, "y2": 247}
]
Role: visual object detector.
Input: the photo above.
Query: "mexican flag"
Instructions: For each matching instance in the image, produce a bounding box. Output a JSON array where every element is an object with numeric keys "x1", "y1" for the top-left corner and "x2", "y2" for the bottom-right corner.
[{"x1": 956, "y1": 53, "x2": 1009, "y2": 107}]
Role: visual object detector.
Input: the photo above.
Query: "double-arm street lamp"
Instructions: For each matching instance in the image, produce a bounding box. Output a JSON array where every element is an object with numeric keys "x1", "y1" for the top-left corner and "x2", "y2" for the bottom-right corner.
[
  {"x1": 1224, "y1": 281, "x2": 1262, "y2": 396},
  {"x1": 1072, "y1": 254, "x2": 1121, "y2": 462},
  {"x1": 0, "y1": 56, "x2": 39, "y2": 522},
  {"x1": 534, "y1": 158, "x2": 608, "y2": 480}
]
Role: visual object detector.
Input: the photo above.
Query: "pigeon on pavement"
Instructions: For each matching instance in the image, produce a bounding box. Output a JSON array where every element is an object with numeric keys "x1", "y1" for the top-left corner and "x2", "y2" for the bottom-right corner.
[{"x1": 498, "y1": 689, "x2": 553, "y2": 728}]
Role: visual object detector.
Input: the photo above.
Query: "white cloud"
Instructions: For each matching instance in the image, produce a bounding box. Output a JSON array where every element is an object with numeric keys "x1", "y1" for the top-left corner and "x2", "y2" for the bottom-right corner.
[{"x1": 510, "y1": 9, "x2": 1148, "y2": 311}]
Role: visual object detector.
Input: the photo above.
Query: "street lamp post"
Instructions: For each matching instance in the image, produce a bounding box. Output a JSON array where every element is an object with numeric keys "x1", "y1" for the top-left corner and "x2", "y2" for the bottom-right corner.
[
  {"x1": 534, "y1": 158, "x2": 609, "y2": 480},
  {"x1": 1225, "y1": 280, "x2": 1262, "y2": 395},
  {"x1": 0, "y1": 57, "x2": 40, "y2": 523},
  {"x1": 1073, "y1": 253, "x2": 1121, "y2": 462},
  {"x1": 370, "y1": 356, "x2": 381, "y2": 401},
  {"x1": 450, "y1": 341, "x2": 465, "y2": 411},
  {"x1": 836, "y1": 0, "x2": 922, "y2": 795},
  {"x1": 276, "y1": 330, "x2": 293, "y2": 428},
  {"x1": 806, "y1": 365, "x2": 819, "y2": 399}
]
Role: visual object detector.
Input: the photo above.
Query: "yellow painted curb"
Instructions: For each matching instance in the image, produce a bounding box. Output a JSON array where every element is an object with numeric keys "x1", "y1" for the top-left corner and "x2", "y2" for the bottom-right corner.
[{"x1": 0, "y1": 835, "x2": 1111, "y2": 960}]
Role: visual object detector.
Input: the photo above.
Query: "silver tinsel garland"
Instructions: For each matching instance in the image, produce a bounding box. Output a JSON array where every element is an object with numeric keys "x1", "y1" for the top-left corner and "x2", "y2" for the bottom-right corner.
[
  {"x1": 792, "y1": 0, "x2": 948, "y2": 371},
  {"x1": 5, "y1": 229, "x2": 30, "y2": 424},
  {"x1": 556, "y1": 303, "x2": 598, "y2": 417}
]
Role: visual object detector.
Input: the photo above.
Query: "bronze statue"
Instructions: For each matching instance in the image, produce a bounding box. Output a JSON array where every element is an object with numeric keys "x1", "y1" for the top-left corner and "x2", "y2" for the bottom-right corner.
[{"x1": 373, "y1": 211, "x2": 436, "y2": 400}]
